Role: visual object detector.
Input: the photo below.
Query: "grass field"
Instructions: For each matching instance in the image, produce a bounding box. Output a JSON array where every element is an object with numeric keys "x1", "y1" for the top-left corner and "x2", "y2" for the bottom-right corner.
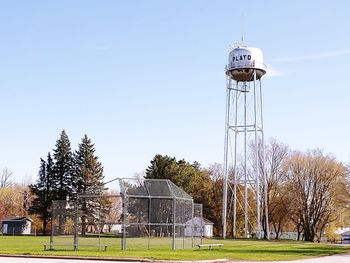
[{"x1": 0, "y1": 236, "x2": 349, "y2": 261}]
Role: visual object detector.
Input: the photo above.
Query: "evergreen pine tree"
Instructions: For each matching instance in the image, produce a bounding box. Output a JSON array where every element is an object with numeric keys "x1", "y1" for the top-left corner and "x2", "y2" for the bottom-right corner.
[
  {"x1": 29, "y1": 153, "x2": 54, "y2": 234},
  {"x1": 73, "y1": 135, "x2": 105, "y2": 235},
  {"x1": 73, "y1": 135, "x2": 104, "y2": 194},
  {"x1": 52, "y1": 130, "x2": 73, "y2": 201}
]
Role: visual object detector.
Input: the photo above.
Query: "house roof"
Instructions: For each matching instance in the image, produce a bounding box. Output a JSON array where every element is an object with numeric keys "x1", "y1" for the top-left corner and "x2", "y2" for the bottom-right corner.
[
  {"x1": 203, "y1": 218, "x2": 214, "y2": 225},
  {"x1": 186, "y1": 217, "x2": 214, "y2": 225},
  {"x1": 1, "y1": 216, "x2": 33, "y2": 222},
  {"x1": 341, "y1": 231, "x2": 350, "y2": 236}
]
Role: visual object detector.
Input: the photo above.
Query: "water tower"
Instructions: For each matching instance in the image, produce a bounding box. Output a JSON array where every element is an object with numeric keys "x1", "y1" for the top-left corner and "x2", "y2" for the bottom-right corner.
[{"x1": 222, "y1": 42, "x2": 269, "y2": 239}]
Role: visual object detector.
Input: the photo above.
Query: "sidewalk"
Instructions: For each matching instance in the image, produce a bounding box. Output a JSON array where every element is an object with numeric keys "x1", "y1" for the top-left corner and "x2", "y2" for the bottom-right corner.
[{"x1": 238, "y1": 253, "x2": 350, "y2": 263}]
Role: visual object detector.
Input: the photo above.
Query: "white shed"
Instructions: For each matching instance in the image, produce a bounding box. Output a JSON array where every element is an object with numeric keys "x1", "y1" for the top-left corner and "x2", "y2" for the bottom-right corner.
[
  {"x1": 1, "y1": 216, "x2": 32, "y2": 235},
  {"x1": 184, "y1": 217, "x2": 213, "y2": 238},
  {"x1": 341, "y1": 231, "x2": 350, "y2": 244}
]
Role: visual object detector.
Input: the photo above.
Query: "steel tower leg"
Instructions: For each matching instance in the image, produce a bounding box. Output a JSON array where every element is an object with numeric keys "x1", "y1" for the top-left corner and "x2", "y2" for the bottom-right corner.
[
  {"x1": 222, "y1": 77, "x2": 231, "y2": 239},
  {"x1": 259, "y1": 79, "x2": 270, "y2": 240},
  {"x1": 253, "y1": 70, "x2": 261, "y2": 239},
  {"x1": 233, "y1": 82, "x2": 238, "y2": 238},
  {"x1": 244, "y1": 82, "x2": 248, "y2": 238}
]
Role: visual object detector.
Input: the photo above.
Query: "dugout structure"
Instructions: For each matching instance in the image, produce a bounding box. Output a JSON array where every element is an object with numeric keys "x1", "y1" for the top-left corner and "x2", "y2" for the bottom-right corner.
[{"x1": 119, "y1": 178, "x2": 203, "y2": 250}]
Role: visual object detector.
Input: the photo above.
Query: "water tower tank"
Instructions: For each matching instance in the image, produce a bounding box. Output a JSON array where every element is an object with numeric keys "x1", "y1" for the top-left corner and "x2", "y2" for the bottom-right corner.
[{"x1": 226, "y1": 46, "x2": 266, "y2": 82}]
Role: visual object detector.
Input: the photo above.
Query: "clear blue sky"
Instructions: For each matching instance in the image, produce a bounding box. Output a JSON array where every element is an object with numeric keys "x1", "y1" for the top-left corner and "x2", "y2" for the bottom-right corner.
[{"x1": 1, "y1": 0, "x2": 350, "y2": 183}]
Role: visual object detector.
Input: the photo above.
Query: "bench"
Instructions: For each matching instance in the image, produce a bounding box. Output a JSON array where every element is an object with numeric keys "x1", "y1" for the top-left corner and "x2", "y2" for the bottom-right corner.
[
  {"x1": 196, "y1": 243, "x2": 224, "y2": 250},
  {"x1": 80, "y1": 244, "x2": 108, "y2": 251},
  {"x1": 43, "y1": 244, "x2": 108, "y2": 251}
]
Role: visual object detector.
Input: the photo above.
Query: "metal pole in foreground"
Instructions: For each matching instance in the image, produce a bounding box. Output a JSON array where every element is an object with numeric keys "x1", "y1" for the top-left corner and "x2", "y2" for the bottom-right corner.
[
  {"x1": 172, "y1": 197, "x2": 176, "y2": 250},
  {"x1": 121, "y1": 196, "x2": 127, "y2": 250},
  {"x1": 73, "y1": 196, "x2": 78, "y2": 250},
  {"x1": 50, "y1": 201, "x2": 54, "y2": 250}
]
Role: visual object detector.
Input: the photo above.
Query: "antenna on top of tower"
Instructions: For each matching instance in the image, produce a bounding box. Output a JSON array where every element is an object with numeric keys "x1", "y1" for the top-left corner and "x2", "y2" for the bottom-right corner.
[
  {"x1": 230, "y1": 13, "x2": 246, "y2": 51},
  {"x1": 241, "y1": 12, "x2": 245, "y2": 43}
]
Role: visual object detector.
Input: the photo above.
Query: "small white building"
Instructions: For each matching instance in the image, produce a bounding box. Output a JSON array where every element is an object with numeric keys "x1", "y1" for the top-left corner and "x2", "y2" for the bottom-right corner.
[
  {"x1": 340, "y1": 231, "x2": 350, "y2": 244},
  {"x1": 268, "y1": 231, "x2": 299, "y2": 240},
  {"x1": 102, "y1": 223, "x2": 122, "y2": 233},
  {"x1": 1, "y1": 217, "x2": 32, "y2": 235},
  {"x1": 335, "y1": 227, "x2": 350, "y2": 235},
  {"x1": 184, "y1": 217, "x2": 213, "y2": 238}
]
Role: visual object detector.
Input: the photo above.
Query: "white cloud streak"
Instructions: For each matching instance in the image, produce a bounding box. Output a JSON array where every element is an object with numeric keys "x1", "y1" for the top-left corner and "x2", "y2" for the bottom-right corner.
[
  {"x1": 265, "y1": 65, "x2": 284, "y2": 77},
  {"x1": 268, "y1": 48, "x2": 350, "y2": 63}
]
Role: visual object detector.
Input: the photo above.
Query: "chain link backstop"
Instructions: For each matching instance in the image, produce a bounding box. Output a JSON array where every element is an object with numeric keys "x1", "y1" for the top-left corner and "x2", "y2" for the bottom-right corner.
[{"x1": 50, "y1": 179, "x2": 203, "y2": 251}]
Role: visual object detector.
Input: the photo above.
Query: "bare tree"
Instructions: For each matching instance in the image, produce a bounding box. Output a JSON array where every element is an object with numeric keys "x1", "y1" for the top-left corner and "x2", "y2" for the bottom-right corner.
[
  {"x1": 284, "y1": 150, "x2": 349, "y2": 242},
  {"x1": 205, "y1": 163, "x2": 224, "y2": 237},
  {"x1": 0, "y1": 167, "x2": 13, "y2": 188},
  {"x1": 0, "y1": 184, "x2": 30, "y2": 219},
  {"x1": 254, "y1": 139, "x2": 289, "y2": 239}
]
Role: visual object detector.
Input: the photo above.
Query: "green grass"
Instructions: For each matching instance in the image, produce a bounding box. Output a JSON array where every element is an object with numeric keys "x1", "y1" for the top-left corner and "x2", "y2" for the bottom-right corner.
[{"x1": 0, "y1": 236, "x2": 349, "y2": 261}]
